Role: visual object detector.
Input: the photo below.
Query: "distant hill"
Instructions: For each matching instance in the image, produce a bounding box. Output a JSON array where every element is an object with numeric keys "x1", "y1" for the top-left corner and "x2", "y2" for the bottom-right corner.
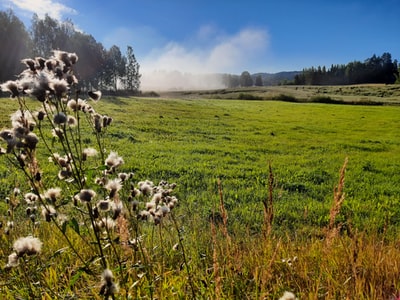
[{"x1": 252, "y1": 71, "x2": 301, "y2": 85}]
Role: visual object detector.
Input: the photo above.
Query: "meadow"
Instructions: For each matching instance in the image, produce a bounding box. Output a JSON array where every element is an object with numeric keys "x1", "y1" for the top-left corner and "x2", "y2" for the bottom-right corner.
[{"x1": 0, "y1": 84, "x2": 400, "y2": 299}]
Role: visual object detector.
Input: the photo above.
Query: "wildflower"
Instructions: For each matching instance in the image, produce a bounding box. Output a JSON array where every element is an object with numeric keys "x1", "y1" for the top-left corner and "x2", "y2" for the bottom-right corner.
[
  {"x1": 7, "y1": 221, "x2": 14, "y2": 229},
  {"x1": 44, "y1": 187, "x2": 62, "y2": 203},
  {"x1": 67, "y1": 115, "x2": 77, "y2": 127},
  {"x1": 81, "y1": 148, "x2": 98, "y2": 162},
  {"x1": 52, "y1": 127, "x2": 64, "y2": 139},
  {"x1": 153, "y1": 215, "x2": 161, "y2": 225},
  {"x1": 10, "y1": 109, "x2": 35, "y2": 130},
  {"x1": 279, "y1": 291, "x2": 297, "y2": 300},
  {"x1": 97, "y1": 199, "x2": 111, "y2": 212},
  {"x1": 23, "y1": 132, "x2": 39, "y2": 149},
  {"x1": 36, "y1": 110, "x2": 46, "y2": 121},
  {"x1": 105, "y1": 178, "x2": 122, "y2": 198},
  {"x1": 21, "y1": 58, "x2": 37, "y2": 72},
  {"x1": 100, "y1": 268, "x2": 119, "y2": 297},
  {"x1": 67, "y1": 98, "x2": 80, "y2": 111},
  {"x1": 53, "y1": 112, "x2": 68, "y2": 124},
  {"x1": 88, "y1": 90, "x2": 102, "y2": 101},
  {"x1": 111, "y1": 201, "x2": 123, "y2": 219},
  {"x1": 1, "y1": 80, "x2": 19, "y2": 98},
  {"x1": 93, "y1": 113, "x2": 102, "y2": 132},
  {"x1": 41, "y1": 205, "x2": 57, "y2": 222},
  {"x1": 18, "y1": 76, "x2": 34, "y2": 94},
  {"x1": 132, "y1": 200, "x2": 140, "y2": 211},
  {"x1": 58, "y1": 169, "x2": 71, "y2": 180},
  {"x1": 131, "y1": 188, "x2": 141, "y2": 198},
  {"x1": 100, "y1": 217, "x2": 116, "y2": 231},
  {"x1": 52, "y1": 50, "x2": 72, "y2": 67},
  {"x1": 77, "y1": 189, "x2": 96, "y2": 203},
  {"x1": 118, "y1": 172, "x2": 133, "y2": 182},
  {"x1": 13, "y1": 236, "x2": 42, "y2": 256},
  {"x1": 45, "y1": 58, "x2": 57, "y2": 71},
  {"x1": 102, "y1": 115, "x2": 113, "y2": 127},
  {"x1": 30, "y1": 72, "x2": 51, "y2": 101},
  {"x1": 68, "y1": 52, "x2": 78, "y2": 64},
  {"x1": 146, "y1": 202, "x2": 156, "y2": 212},
  {"x1": 0, "y1": 129, "x2": 13, "y2": 140},
  {"x1": 13, "y1": 187, "x2": 21, "y2": 196},
  {"x1": 35, "y1": 57, "x2": 46, "y2": 70},
  {"x1": 159, "y1": 205, "x2": 170, "y2": 217},
  {"x1": 152, "y1": 192, "x2": 162, "y2": 204},
  {"x1": 24, "y1": 192, "x2": 39, "y2": 204},
  {"x1": 139, "y1": 210, "x2": 150, "y2": 220},
  {"x1": 66, "y1": 74, "x2": 78, "y2": 85},
  {"x1": 6, "y1": 252, "x2": 19, "y2": 268},
  {"x1": 49, "y1": 78, "x2": 68, "y2": 98},
  {"x1": 57, "y1": 213, "x2": 68, "y2": 226},
  {"x1": 139, "y1": 180, "x2": 154, "y2": 196},
  {"x1": 105, "y1": 151, "x2": 124, "y2": 171}
]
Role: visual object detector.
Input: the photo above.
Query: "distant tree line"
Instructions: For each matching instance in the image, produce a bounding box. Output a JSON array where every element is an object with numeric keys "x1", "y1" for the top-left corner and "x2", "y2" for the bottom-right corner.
[
  {"x1": 294, "y1": 53, "x2": 399, "y2": 85},
  {"x1": 0, "y1": 9, "x2": 141, "y2": 93}
]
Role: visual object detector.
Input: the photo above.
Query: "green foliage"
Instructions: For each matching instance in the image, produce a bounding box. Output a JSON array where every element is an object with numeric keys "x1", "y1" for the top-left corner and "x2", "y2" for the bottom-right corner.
[
  {"x1": 295, "y1": 52, "x2": 399, "y2": 85},
  {"x1": 237, "y1": 92, "x2": 263, "y2": 100}
]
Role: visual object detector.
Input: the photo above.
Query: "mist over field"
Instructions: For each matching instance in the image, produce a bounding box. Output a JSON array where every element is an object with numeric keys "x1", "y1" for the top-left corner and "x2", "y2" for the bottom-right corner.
[
  {"x1": 141, "y1": 71, "x2": 226, "y2": 91},
  {"x1": 140, "y1": 27, "x2": 268, "y2": 91}
]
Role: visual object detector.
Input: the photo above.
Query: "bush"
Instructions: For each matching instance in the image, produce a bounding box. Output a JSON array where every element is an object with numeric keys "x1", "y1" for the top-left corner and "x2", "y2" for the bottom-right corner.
[{"x1": 237, "y1": 93, "x2": 263, "y2": 100}]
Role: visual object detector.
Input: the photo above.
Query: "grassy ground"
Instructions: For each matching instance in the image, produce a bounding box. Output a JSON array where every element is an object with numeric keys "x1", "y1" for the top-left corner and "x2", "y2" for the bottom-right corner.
[
  {"x1": 0, "y1": 85, "x2": 400, "y2": 298},
  {"x1": 161, "y1": 84, "x2": 400, "y2": 105}
]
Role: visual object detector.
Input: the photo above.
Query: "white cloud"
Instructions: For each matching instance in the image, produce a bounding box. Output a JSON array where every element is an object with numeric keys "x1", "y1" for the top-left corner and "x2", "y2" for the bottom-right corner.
[
  {"x1": 140, "y1": 27, "x2": 270, "y2": 90},
  {"x1": 142, "y1": 27, "x2": 269, "y2": 74},
  {"x1": 5, "y1": 0, "x2": 76, "y2": 20}
]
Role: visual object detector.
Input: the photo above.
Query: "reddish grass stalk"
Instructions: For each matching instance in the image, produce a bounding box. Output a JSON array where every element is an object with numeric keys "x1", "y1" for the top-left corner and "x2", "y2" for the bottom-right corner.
[
  {"x1": 326, "y1": 157, "x2": 348, "y2": 244},
  {"x1": 210, "y1": 219, "x2": 222, "y2": 299},
  {"x1": 217, "y1": 178, "x2": 230, "y2": 243},
  {"x1": 262, "y1": 162, "x2": 274, "y2": 238}
]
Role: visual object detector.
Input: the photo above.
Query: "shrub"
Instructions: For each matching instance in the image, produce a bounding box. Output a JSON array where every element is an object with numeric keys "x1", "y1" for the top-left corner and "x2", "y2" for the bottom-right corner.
[{"x1": 237, "y1": 93, "x2": 263, "y2": 100}]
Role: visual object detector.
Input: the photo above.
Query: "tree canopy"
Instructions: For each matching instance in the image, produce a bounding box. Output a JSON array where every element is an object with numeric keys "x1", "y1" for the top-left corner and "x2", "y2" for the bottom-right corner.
[{"x1": 294, "y1": 53, "x2": 399, "y2": 85}]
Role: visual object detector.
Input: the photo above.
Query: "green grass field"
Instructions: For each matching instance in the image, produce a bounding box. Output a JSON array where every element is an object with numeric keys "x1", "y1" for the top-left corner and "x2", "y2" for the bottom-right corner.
[
  {"x1": 99, "y1": 95, "x2": 400, "y2": 234},
  {"x1": 0, "y1": 86, "x2": 400, "y2": 299}
]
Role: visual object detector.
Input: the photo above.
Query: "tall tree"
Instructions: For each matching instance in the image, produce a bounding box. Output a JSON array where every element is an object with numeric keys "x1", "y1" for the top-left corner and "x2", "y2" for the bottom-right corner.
[
  {"x1": 125, "y1": 45, "x2": 141, "y2": 92},
  {"x1": 68, "y1": 31, "x2": 107, "y2": 90},
  {"x1": 254, "y1": 74, "x2": 263, "y2": 86},
  {"x1": 240, "y1": 71, "x2": 253, "y2": 87},
  {"x1": 0, "y1": 9, "x2": 32, "y2": 81},
  {"x1": 104, "y1": 45, "x2": 126, "y2": 91}
]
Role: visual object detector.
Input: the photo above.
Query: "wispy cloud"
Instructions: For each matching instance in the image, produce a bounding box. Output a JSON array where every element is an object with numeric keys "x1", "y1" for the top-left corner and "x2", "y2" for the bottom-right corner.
[
  {"x1": 4, "y1": 0, "x2": 76, "y2": 20},
  {"x1": 140, "y1": 26, "x2": 269, "y2": 90},
  {"x1": 142, "y1": 27, "x2": 269, "y2": 74}
]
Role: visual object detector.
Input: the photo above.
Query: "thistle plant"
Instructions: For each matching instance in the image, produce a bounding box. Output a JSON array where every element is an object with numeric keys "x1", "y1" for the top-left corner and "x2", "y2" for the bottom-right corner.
[{"x1": 0, "y1": 51, "x2": 187, "y2": 299}]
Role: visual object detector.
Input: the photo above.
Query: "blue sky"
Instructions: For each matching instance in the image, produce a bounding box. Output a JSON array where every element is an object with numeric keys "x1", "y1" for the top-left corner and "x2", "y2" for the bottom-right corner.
[{"x1": 1, "y1": 0, "x2": 399, "y2": 76}]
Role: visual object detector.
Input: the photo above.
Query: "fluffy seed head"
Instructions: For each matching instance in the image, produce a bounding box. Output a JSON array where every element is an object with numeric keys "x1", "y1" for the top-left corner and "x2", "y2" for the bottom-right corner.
[
  {"x1": 78, "y1": 189, "x2": 96, "y2": 202},
  {"x1": 13, "y1": 236, "x2": 42, "y2": 256},
  {"x1": 53, "y1": 112, "x2": 68, "y2": 124},
  {"x1": 41, "y1": 205, "x2": 57, "y2": 222},
  {"x1": 279, "y1": 291, "x2": 297, "y2": 300},
  {"x1": 44, "y1": 187, "x2": 62, "y2": 202},
  {"x1": 88, "y1": 90, "x2": 102, "y2": 101},
  {"x1": 105, "y1": 151, "x2": 124, "y2": 170},
  {"x1": 7, "y1": 252, "x2": 19, "y2": 268}
]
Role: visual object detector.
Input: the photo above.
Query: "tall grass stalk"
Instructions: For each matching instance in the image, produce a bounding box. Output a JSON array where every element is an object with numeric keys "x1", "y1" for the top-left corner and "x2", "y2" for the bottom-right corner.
[
  {"x1": 326, "y1": 157, "x2": 348, "y2": 245},
  {"x1": 263, "y1": 161, "x2": 274, "y2": 238}
]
